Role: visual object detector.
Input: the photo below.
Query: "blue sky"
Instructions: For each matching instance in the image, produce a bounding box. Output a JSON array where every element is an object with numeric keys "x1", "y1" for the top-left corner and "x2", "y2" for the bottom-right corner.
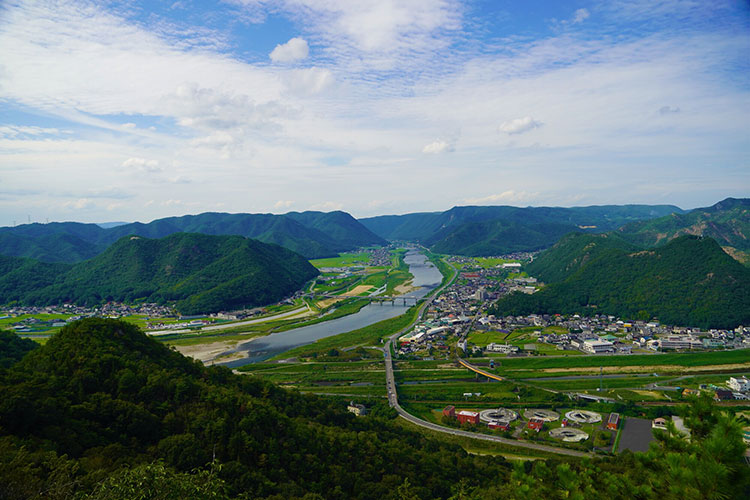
[{"x1": 0, "y1": 0, "x2": 748, "y2": 226}]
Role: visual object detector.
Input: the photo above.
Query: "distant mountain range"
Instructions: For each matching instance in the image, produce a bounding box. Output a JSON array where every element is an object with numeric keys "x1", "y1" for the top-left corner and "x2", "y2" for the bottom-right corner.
[
  {"x1": 493, "y1": 235, "x2": 750, "y2": 329},
  {"x1": 617, "y1": 198, "x2": 750, "y2": 264},
  {"x1": 2, "y1": 199, "x2": 746, "y2": 263},
  {"x1": 0, "y1": 233, "x2": 319, "y2": 314},
  {"x1": 361, "y1": 204, "x2": 684, "y2": 256},
  {"x1": 0, "y1": 211, "x2": 385, "y2": 263}
]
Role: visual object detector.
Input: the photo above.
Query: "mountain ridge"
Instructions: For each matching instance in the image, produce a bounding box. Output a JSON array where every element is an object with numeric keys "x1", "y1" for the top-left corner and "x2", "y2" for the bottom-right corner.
[
  {"x1": 0, "y1": 232, "x2": 319, "y2": 314},
  {"x1": 0, "y1": 210, "x2": 385, "y2": 262}
]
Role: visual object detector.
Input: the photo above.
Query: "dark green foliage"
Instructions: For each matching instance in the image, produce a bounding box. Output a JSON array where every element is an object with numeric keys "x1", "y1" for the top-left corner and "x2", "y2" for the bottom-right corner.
[
  {"x1": 526, "y1": 232, "x2": 640, "y2": 283},
  {"x1": 618, "y1": 197, "x2": 750, "y2": 258},
  {"x1": 0, "y1": 319, "x2": 747, "y2": 499},
  {"x1": 360, "y1": 204, "x2": 683, "y2": 242},
  {"x1": 493, "y1": 235, "x2": 750, "y2": 328},
  {"x1": 0, "y1": 232, "x2": 103, "y2": 263},
  {"x1": 0, "y1": 233, "x2": 319, "y2": 314},
  {"x1": 0, "y1": 330, "x2": 38, "y2": 368},
  {"x1": 0, "y1": 211, "x2": 385, "y2": 262},
  {"x1": 285, "y1": 210, "x2": 386, "y2": 250},
  {"x1": 0, "y1": 254, "x2": 70, "y2": 303},
  {"x1": 0, "y1": 318, "x2": 511, "y2": 499},
  {"x1": 429, "y1": 219, "x2": 578, "y2": 256}
]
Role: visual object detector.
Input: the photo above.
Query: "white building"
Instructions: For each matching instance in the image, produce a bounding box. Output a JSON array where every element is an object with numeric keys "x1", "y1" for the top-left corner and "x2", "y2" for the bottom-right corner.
[
  {"x1": 581, "y1": 339, "x2": 614, "y2": 354},
  {"x1": 486, "y1": 343, "x2": 520, "y2": 354},
  {"x1": 659, "y1": 335, "x2": 703, "y2": 350},
  {"x1": 728, "y1": 376, "x2": 750, "y2": 392}
]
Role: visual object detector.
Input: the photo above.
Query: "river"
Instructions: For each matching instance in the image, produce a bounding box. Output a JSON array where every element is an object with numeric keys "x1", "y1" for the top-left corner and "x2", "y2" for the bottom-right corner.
[{"x1": 221, "y1": 249, "x2": 442, "y2": 367}]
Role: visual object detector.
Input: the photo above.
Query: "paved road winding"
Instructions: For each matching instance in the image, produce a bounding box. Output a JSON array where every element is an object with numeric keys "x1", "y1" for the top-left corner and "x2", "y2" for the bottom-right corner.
[{"x1": 382, "y1": 257, "x2": 590, "y2": 458}]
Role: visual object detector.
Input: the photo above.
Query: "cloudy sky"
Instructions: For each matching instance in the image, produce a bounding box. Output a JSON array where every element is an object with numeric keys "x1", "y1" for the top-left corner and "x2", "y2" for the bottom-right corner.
[{"x1": 0, "y1": 0, "x2": 748, "y2": 226}]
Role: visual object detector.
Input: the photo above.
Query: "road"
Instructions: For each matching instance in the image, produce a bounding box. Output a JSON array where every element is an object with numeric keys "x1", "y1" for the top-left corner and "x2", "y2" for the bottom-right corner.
[
  {"x1": 147, "y1": 304, "x2": 311, "y2": 336},
  {"x1": 381, "y1": 257, "x2": 590, "y2": 458}
]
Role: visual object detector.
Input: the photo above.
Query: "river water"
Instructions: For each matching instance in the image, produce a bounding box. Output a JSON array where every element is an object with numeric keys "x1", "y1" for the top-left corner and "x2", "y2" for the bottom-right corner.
[{"x1": 221, "y1": 249, "x2": 442, "y2": 367}]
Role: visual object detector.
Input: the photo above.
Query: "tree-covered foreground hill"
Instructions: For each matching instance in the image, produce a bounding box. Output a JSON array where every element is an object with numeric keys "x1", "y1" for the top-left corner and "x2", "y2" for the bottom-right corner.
[
  {"x1": 0, "y1": 319, "x2": 748, "y2": 499},
  {"x1": 0, "y1": 232, "x2": 319, "y2": 314}
]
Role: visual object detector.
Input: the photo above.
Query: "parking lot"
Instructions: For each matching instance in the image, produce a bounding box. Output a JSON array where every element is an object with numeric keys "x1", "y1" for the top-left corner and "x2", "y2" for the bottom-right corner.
[{"x1": 617, "y1": 417, "x2": 654, "y2": 453}]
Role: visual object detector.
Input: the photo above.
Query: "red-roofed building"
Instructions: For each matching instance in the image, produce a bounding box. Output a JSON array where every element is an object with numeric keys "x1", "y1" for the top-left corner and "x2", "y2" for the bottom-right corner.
[
  {"x1": 607, "y1": 413, "x2": 620, "y2": 431},
  {"x1": 527, "y1": 418, "x2": 544, "y2": 432},
  {"x1": 489, "y1": 421, "x2": 510, "y2": 431},
  {"x1": 443, "y1": 405, "x2": 456, "y2": 418},
  {"x1": 457, "y1": 410, "x2": 480, "y2": 425}
]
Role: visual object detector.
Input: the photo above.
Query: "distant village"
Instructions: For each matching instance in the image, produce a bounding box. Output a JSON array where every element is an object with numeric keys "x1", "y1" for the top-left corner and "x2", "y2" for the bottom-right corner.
[{"x1": 396, "y1": 254, "x2": 750, "y2": 361}]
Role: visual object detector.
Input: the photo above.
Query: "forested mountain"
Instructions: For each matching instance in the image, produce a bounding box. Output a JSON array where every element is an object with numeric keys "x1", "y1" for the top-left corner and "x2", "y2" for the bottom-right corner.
[
  {"x1": 1, "y1": 318, "x2": 748, "y2": 499},
  {"x1": 0, "y1": 330, "x2": 38, "y2": 368},
  {"x1": 494, "y1": 236, "x2": 750, "y2": 328},
  {"x1": 429, "y1": 219, "x2": 577, "y2": 256},
  {"x1": 360, "y1": 204, "x2": 682, "y2": 256},
  {"x1": 0, "y1": 210, "x2": 385, "y2": 262},
  {"x1": 0, "y1": 233, "x2": 319, "y2": 314},
  {"x1": 526, "y1": 232, "x2": 640, "y2": 283},
  {"x1": 618, "y1": 197, "x2": 750, "y2": 264}
]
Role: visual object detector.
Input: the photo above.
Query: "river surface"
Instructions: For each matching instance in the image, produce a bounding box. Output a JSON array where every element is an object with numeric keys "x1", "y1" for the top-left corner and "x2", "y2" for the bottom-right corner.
[{"x1": 222, "y1": 249, "x2": 442, "y2": 367}]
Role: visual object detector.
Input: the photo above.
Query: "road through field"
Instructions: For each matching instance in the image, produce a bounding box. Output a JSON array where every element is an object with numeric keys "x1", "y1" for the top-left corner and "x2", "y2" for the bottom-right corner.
[{"x1": 381, "y1": 257, "x2": 590, "y2": 458}]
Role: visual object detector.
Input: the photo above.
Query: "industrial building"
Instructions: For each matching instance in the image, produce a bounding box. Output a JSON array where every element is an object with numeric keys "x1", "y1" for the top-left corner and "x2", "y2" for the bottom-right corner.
[
  {"x1": 607, "y1": 413, "x2": 620, "y2": 431},
  {"x1": 728, "y1": 376, "x2": 750, "y2": 392},
  {"x1": 457, "y1": 410, "x2": 480, "y2": 425}
]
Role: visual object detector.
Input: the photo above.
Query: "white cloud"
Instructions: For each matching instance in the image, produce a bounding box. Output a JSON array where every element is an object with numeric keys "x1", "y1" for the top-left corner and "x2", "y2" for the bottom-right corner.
[
  {"x1": 0, "y1": 0, "x2": 747, "y2": 226},
  {"x1": 463, "y1": 191, "x2": 539, "y2": 205},
  {"x1": 0, "y1": 125, "x2": 64, "y2": 137},
  {"x1": 122, "y1": 157, "x2": 161, "y2": 172},
  {"x1": 422, "y1": 140, "x2": 453, "y2": 154},
  {"x1": 283, "y1": 67, "x2": 335, "y2": 95},
  {"x1": 121, "y1": 122, "x2": 137, "y2": 129},
  {"x1": 311, "y1": 201, "x2": 344, "y2": 211},
  {"x1": 572, "y1": 8, "x2": 590, "y2": 24},
  {"x1": 274, "y1": 200, "x2": 294, "y2": 209},
  {"x1": 63, "y1": 198, "x2": 94, "y2": 210},
  {"x1": 270, "y1": 37, "x2": 309, "y2": 62},
  {"x1": 499, "y1": 117, "x2": 543, "y2": 135}
]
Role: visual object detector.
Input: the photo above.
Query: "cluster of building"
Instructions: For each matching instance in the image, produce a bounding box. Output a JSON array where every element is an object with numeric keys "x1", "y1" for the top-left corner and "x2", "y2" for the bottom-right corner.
[
  {"x1": 397, "y1": 323, "x2": 453, "y2": 356},
  {"x1": 709, "y1": 376, "x2": 750, "y2": 402},
  {"x1": 480, "y1": 314, "x2": 750, "y2": 355},
  {"x1": 2, "y1": 303, "x2": 176, "y2": 332}
]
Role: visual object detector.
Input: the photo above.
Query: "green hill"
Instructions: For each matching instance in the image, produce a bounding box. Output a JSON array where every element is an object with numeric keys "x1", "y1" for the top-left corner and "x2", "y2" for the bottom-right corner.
[
  {"x1": 618, "y1": 198, "x2": 750, "y2": 264},
  {"x1": 0, "y1": 318, "x2": 510, "y2": 498},
  {"x1": 493, "y1": 235, "x2": 750, "y2": 328},
  {"x1": 0, "y1": 211, "x2": 386, "y2": 262},
  {"x1": 429, "y1": 219, "x2": 578, "y2": 256},
  {"x1": 1, "y1": 319, "x2": 747, "y2": 499},
  {"x1": 526, "y1": 232, "x2": 640, "y2": 283},
  {"x1": 360, "y1": 204, "x2": 682, "y2": 242},
  {"x1": 0, "y1": 233, "x2": 319, "y2": 314}
]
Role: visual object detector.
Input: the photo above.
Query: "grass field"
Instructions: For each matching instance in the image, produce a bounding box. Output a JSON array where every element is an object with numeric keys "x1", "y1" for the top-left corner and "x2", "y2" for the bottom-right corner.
[
  {"x1": 238, "y1": 360, "x2": 387, "y2": 397},
  {"x1": 309, "y1": 252, "x2": 372, "y2": 268},
  {"x1": 491, "y1": 349, "x2": 750, "y2": 373},
  {"x1": 474, "y1": 257, "x2": 521, "y2": 268}
]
